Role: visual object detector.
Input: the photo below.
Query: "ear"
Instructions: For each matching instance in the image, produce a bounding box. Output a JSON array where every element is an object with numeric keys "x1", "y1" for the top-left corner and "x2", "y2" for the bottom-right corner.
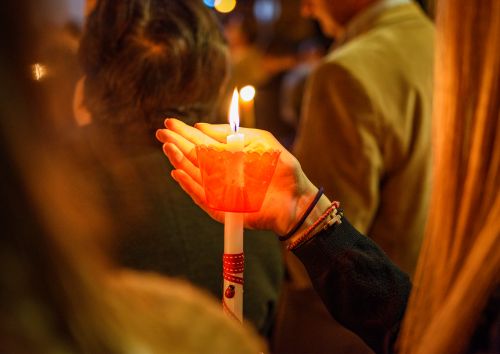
[{"x1": 73, "y1": 77, "x2": 93, "y2": 127}]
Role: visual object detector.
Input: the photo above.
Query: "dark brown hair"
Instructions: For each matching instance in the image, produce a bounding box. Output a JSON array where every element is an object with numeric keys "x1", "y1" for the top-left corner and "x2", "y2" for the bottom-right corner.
[{"x1": 79, "y1": 0, "x2": 228, "y2": 127}]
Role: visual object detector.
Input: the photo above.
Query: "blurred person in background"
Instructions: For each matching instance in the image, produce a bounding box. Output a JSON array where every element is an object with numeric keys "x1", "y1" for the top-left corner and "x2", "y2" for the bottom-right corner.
[
  {"x1": 221, "y1": 5, "x2": 315, "y2": 147},
  {"x1": 224, "y1": 13, "x2": 269, "y2": 93},
  {"x1": 296, "y1": 0, "x2": 434, "y2": 278},
  {"x1": 273, "y1": 0, "x2": 436, "y2": 351},
  {"x1": 280, "y1": 38, "x2": 327, "y2": 144},
  {"x1": 0, "y1": 0, "x2": 263, "y2": 353},
  {"x1": 73, "y1": 0, "x2": 284, "y2": 337}
]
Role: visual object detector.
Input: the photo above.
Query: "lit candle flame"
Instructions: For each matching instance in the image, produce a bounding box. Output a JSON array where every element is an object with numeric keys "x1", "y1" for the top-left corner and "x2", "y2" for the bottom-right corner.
[{"x1": 229, "y1": 88, "x2": 240, "y2": 133}]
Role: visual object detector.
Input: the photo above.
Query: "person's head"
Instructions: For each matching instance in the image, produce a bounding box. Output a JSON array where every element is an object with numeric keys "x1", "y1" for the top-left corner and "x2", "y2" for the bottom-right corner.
[
  {"x1": 300, "y1": 0, "x2": 377, "y2": 37},
  {"x1": 78, "y1": 0, "x2": 228, "y2": 128}
]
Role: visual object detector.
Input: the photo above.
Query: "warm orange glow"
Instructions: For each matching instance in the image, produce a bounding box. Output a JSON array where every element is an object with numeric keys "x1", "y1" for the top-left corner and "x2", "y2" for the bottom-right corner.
[
  {"x1": 85, "y1": 0, "x2": 97, "y2": 15},
  {"x1": 196, "y1": 146, "x2": 281, "y2": 212},
  {"x1": 239, "y1": 85, "x2": 256, "y2": 102},
  {"x1": 229, "y1": 88, "x2": 240, "y2": 133},
  {"x1": 31, "y1": 63, "x2": 47, "y2": 81},
  {"x1": 215, "y1": 0, "x2": 236, "y2": 13}
]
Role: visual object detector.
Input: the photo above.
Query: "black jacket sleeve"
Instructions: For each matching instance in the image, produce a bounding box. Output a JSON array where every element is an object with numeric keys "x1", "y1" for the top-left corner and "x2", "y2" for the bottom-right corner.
[{"x1": 292, "y1": 217, "x2": 412, "y2": 354}]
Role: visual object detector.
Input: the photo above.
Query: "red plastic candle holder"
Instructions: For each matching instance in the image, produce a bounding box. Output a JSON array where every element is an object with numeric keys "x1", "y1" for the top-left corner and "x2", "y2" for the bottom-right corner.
[{"x1": 196, "y1": 145, "x2": 280, "y2": 213}]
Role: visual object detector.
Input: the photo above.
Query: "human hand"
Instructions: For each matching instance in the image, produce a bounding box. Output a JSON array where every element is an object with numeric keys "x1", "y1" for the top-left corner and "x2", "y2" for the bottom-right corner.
[{"x1": 156, "y1": 119, "x2": 320, "y2": 235}]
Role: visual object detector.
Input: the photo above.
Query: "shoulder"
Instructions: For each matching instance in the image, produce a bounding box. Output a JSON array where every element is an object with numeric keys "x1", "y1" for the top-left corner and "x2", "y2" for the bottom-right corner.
[
  {"x1": 330, "y1": 4, "x2": 435, "y2": 74},
  {"x1": 309, "y1": 4, "x2": 435, "y2": 111}
]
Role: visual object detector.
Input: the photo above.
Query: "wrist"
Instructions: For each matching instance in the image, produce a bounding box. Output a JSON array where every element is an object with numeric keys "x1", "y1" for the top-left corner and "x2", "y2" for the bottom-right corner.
[
  {"x1": 286, "y1": 199, "x2": 343, "y2": 250},
  {"x1": 283, "y1": 194, "x2": 331, "y2": 247},
  {"x1": 278, "y1": 182, "x2": 322, "y2": 240}
]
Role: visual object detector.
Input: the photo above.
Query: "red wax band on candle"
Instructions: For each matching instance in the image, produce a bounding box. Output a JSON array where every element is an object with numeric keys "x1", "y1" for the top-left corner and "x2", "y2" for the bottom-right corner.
[
  {"x1": 223, "y1": 253, "x2": 244, "y2": 285},
  {"x1": 196, "y1": 146, "x2": 280, "y2": 212}
]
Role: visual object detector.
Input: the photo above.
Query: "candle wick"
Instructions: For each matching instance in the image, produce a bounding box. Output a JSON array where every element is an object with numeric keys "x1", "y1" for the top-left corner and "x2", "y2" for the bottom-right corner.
[{"x1": 231, "y1": 122, "x2": 238, "y2": 134}]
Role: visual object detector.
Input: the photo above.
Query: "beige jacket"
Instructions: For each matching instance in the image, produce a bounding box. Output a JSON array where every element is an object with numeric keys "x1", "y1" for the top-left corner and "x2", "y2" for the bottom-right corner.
[{"x1": 294, "y1": 2, "x2": 435, "y2": 275}]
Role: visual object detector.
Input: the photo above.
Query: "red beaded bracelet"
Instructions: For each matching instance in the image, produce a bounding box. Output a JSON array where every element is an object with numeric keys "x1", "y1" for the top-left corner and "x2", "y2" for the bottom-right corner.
[{"x1": 287, "y1": 201, "x2": 342, "y2": 251}]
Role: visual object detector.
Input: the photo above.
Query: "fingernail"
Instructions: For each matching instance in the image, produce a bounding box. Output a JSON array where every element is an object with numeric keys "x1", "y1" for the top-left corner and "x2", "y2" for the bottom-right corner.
[
  {"x1": 171, "y1": 170, "x2": 178, "y2": 182},
  {"x1": 165, "y1": 118, "x2": 177, "y2": 129}
]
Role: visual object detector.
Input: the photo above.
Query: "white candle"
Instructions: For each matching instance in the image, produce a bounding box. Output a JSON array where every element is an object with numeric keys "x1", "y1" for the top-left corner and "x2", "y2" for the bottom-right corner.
[
  {"x1": 225, "y1": 131, "x2": 244, "y2": 254},
  {"x1": 223, "y1": 89, "x2": 245, "y2": 322}
]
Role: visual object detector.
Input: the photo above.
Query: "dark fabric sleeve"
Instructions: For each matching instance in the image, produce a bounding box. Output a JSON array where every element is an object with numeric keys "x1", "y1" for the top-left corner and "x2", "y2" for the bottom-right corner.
[{"x1": 292, "y1": 217, "x2": 412, "y2": 354}]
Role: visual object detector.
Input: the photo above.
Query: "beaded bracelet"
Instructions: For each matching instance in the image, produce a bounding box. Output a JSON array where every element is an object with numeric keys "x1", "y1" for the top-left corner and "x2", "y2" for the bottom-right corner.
[
  {"x1": 287, "y1": 202, "x2": 342, "y2": 251},
  {"x1": 278, "y1": 187, "x2": 324, "y2": 241}
]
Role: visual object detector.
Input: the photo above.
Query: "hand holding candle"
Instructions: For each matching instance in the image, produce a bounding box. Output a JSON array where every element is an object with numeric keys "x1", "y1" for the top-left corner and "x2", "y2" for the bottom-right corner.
[
  {"x1": 159, "y1": 89, "x2": 284, "y2": 323},
  {"x1": 156, "y1": 96, "x2": 325, "y2": 324},
  {"x1": 157, "y1": 117, "x2": 330, "y2": 325},
  {"x1": 157, "y1": 119, "x2": 320, "y2": 239}
]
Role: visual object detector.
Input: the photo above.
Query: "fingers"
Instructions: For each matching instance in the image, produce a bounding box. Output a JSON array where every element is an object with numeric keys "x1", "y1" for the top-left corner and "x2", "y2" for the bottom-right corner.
[
  {"x1": 163, "y1": 143, "x2": 202, "y2": 185},
  {"x1": 194, "y1": 123, "x2": 262, "y2": 141},
  {"x1": 195, "y1": 123, "x2": 278, "y2": 150},
  {"x1": 157, "y1": 128, "x2": 198, "y2": 167},
  {"x1": 171, "y1": 169, "x2": 224, "y2": 223},
  {"x1": 159, "y1": 119, "x2": 279, "y2": 153},
  {"x1": 156, "y1": 128, "x2": 170, "y2": 143},
  {"x1": 165, "y1": 118, "x2": 220, "y2": 146}
]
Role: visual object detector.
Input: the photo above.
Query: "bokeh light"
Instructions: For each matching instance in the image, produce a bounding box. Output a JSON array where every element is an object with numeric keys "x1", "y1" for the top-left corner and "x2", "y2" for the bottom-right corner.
[
  {"x1": 31, "y1": 63, "x2": 47, "y2": 81},
  {"x1": 254, "y1": 0, "x2": 281, "y2": 23},
  {"x1": 240, "y1": 85, "x2": 256, "y2": 102},
  {"x1": 215, "y1": 0, "x2": 236, "y2": 13},
  {"x1": 203, "y1": 0, "x2": 222, "y2": 7}
]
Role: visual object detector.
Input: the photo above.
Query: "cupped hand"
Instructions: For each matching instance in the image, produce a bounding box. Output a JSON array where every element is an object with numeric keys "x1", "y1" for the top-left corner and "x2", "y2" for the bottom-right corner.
[{"x1": 156, "y1": 118, "x2": 319, "y2": 235}]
